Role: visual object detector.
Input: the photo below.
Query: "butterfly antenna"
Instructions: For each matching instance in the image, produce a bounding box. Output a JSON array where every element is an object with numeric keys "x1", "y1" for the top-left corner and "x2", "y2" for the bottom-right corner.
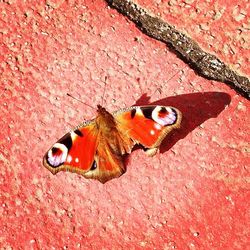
[
  {"x1": 151, "y1": 65, "x2": 188, "y2": 97},
  {"x1": 101, "y1": 76, "x2": 108, "y2": 107},
  {"x1": 66, "y1": 93, "x2": 96, "y2": 111}
]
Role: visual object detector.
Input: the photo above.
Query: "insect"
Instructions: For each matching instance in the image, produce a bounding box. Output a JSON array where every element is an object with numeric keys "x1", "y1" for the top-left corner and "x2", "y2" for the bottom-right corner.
[{"x1": 43, "y1": 104, "x2": 182, "y2": 183}]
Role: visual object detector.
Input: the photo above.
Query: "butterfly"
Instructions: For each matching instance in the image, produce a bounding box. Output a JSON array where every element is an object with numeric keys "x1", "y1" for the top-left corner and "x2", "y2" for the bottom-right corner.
[{"x1": 43, "y1": 104, "x2": 182, "y2": 183}]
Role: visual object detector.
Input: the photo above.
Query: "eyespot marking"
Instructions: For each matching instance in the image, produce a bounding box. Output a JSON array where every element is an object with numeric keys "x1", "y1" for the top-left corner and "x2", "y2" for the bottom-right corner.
[
  {"x1": 52, "y1": 147, "x2": 59, "y2": 154},
  {"x1": 152, "y1": 107, "x2": 177, "y2": 126},
  {"x1": 158, "y1": 107, "x2": 168, "y2": 117},
  {"x1": 47, "y1": 143, "x2": 68, "y2": 167}
]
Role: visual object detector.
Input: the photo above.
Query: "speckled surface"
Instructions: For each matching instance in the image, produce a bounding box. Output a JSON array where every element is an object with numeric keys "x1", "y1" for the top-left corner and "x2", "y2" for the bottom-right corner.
[
  {"x1": 136, "y1": 0, "x2": 250, "y2": 76},
  {"x1": 0, "y1": 1, "x2": 249, "y2": 249}
]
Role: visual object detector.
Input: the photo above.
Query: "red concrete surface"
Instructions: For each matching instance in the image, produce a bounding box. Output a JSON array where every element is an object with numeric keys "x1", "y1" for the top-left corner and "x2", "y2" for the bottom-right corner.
[{"x1": 0, "y1": 0, "x2": 249, "y2": 249}]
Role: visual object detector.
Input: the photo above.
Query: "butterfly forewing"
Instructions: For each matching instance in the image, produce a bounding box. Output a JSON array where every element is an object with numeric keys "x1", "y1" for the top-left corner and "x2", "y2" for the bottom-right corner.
[
  {"x1": 114, "y1": 106, "x2": 182, "y2": 150},
  {"x1": 43, "y1": 122, "x2": 99, "y2": 176}
]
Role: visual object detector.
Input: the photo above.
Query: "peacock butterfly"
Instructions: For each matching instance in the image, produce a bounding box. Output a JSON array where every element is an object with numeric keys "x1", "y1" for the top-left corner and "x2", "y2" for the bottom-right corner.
[{"x1": 43, "y1": 104, "x2": 182, "y2": 183}]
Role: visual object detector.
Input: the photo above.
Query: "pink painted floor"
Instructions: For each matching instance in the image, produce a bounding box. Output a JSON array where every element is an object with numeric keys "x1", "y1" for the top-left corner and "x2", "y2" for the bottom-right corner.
[{"x1": 0, "y1": 1, "x2": 249, "y2": 249}]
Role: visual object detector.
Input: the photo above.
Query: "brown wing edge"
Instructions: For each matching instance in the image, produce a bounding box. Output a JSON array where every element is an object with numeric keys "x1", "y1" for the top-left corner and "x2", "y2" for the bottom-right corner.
[{"x1": 43, "y1": 157, "x2": 96, "y2": 177}]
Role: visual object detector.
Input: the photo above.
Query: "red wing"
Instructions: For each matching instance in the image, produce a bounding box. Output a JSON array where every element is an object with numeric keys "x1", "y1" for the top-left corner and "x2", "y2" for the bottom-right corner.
[
  {"x1": 83, "y1": 140, "x2": 126, "y2": 184},
  {"x1": 43, "y1": 119, "x2": 134, "y2": 184},
  {"x1": 43, "y1": 122, "x2": 99, "y2": 176},
  {"x1": 114, "y1": 106, "x2": 182, "y2": 149}
]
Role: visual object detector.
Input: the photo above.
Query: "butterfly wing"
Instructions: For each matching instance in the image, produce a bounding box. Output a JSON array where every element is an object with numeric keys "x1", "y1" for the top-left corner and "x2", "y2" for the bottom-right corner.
[
  {"x1": 43, "y1": 108, "x2": 135, "y2": 184},
  {"x1": 43, "y1": 121, "x2": 99, "y2": 177},
  {"x1": 83, "y1": 135, "x2": 133, "y2": 183},
  {"x1": 83, "y1": 107, "x2": 135, "y2": 183},
  {"x1": 114, "y1": 105, "x2": 182, "y2": 155},
  {"x1": 43, "y1": 105, "x2": 181, "y2": 184}
]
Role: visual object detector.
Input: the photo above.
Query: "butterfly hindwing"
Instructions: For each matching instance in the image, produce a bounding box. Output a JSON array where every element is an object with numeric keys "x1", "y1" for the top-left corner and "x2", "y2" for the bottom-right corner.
[
  {"x1": 84, "y1": 137, "x2": 130, "y2": 183},
  {"x1": 82, "y1": 120, "x2": 136, "y2": 183}
]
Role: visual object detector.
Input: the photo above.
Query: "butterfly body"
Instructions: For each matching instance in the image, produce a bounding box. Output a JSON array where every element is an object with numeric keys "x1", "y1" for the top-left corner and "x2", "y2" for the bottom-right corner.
[{"x1": 43, "y1": 105, "x2": 182, "y2": 183}]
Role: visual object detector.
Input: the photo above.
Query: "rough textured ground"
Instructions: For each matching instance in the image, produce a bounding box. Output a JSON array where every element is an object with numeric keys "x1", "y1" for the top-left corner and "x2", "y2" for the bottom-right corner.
[{"x1": 0, "y1": 0, "x2": 249, "y2": 249}]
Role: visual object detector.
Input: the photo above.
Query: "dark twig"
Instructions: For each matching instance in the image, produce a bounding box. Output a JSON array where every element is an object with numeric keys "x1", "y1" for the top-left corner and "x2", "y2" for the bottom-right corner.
[{"x1": 106, "y1": 0, "x2": 250, "y2": 99}]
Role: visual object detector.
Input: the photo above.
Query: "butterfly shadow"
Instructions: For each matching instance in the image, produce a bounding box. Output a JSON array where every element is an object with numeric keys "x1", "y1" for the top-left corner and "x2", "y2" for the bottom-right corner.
[{"x1": 133, "y1": 91, "x2": 231, "y2": 153}]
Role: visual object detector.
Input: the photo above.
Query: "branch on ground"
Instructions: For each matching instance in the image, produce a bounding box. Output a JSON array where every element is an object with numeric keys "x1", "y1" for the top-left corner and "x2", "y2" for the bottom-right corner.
[{"x1": 106, "y1": 0, "x2": 250, "y2": 99}]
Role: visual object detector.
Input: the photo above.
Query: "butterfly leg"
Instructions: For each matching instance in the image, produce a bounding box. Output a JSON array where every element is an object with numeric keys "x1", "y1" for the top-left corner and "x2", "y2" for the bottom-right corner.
[{"x1": 145, "y1": 147, "x2": 158, "y2": 157}]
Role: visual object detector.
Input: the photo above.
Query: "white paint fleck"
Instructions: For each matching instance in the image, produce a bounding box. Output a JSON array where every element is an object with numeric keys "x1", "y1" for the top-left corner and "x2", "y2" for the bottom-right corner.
[
  {"x1": 150, "y1": 129, "x2": 155, "y2": 135},
  {"x1": 193, "y1": 232, "x2": 199, "y2": 237}
]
